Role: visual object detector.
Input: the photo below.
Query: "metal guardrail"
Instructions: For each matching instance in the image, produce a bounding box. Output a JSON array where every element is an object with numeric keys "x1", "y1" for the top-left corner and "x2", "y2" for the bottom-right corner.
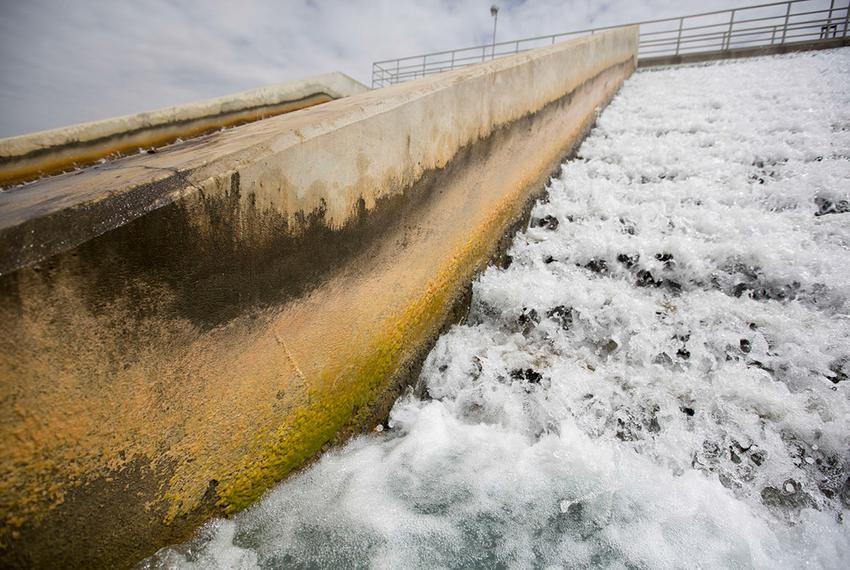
[{"x1": 371, "y1": 0, "x2": 850, "y2": 87}]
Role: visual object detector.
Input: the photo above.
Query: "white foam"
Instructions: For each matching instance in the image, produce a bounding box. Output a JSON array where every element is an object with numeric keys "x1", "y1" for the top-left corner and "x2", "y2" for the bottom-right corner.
[{"x1": 142, "y1": 49, "x2": 850, "y2": 569}]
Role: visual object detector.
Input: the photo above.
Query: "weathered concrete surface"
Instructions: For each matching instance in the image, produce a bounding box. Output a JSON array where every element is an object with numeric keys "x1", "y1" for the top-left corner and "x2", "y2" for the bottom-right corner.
[
  {"x1": 0, "y1": 72, "x2": 368, "y2": 187},
  {"x1": 0, "y1": 27, "x2": 637, "y2": 568},
  {"x1": 638, "y1": 36, "x2": 850, "y2": 68}
]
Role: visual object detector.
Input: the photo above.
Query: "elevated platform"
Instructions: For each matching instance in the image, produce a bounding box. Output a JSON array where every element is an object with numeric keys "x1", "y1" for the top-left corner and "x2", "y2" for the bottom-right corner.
[{"x1": 638, "y1": 36, "x2": 850, "y2": 68}]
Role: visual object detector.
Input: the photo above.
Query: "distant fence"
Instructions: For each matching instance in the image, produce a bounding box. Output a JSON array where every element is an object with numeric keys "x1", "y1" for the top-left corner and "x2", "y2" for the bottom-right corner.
[{"x1": 371, "y1": 0, "x2": 850, "y2": 87}]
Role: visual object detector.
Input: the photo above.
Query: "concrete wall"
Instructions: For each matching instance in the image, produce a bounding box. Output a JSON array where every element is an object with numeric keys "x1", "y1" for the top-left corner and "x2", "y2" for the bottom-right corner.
[
  {"x1": 0, "y1": 27, "x2": 638, "y2": 568},
  {"x1": 0, "y1": 72, "x2": 368, "y2": 187}
]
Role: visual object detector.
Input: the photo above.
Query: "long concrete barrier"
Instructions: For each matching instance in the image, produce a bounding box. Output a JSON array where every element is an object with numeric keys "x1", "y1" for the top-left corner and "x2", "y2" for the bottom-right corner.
[
  {"x1": 638, "y1": 36, "x2": 850, "y2": 68},
  {"x1": 0, "y1": 72, "x2": 368, "y2": 187},
  {"x1": 0, "y1": 27, "x2": 638, "y2": 568}
]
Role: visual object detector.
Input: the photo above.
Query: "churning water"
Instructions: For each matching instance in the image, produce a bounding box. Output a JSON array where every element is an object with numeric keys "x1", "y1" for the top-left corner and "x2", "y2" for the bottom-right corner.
[{"x1": 144, "y1": 49, "x2": 850, "y2": 569}]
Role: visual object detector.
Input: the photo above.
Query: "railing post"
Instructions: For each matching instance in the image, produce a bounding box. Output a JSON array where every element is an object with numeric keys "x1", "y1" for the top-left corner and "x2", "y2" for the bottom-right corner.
[
  {"x1": 450, "y1": 51, "x2": 455, "y2": 70},
  {"x1": 844, "y1": 0, "x2": 850, "y2": 37},
  {"x1": 481, "y1": 46, "x2": 486, "y2": 62},
  {"x1": 725, "y1": 10, "x2": 735, "y2": 50},
  {"x1": 771, "y1": 25, "x2": 777, "y2": 44},
  {"x1": 675, "y1": 17, "x2": 683, "y2": 55},
  {"x1": 515, "y1": 40, "x2": 519, "y2": 53},
  {"x1": 422, "y1": 55, "x2": 427, "y2": 78},
  {"x1": 781, "y1": 1, "x2": 791, "y2": 44},
  {"x1": 823, "y1": 0, "x2": 836, "y2": 38}
]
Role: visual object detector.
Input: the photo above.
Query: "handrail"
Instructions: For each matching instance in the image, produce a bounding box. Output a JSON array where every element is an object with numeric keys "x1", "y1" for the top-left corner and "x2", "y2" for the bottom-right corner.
[{"x1": 371, "y1": 0, "x2": 850, "y2": 87}]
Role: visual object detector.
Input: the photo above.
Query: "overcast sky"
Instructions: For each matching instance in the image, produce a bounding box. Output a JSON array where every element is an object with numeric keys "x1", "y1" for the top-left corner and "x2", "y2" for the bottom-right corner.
[{"x1": 0, "y1": 0, "x2": 777, "y2": 137}]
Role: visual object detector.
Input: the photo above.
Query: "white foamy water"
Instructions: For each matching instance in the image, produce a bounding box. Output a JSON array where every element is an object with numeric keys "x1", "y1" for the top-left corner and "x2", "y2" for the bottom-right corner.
[{"x1": 143, "y1": 49, "x2": 850, "y2": 569}]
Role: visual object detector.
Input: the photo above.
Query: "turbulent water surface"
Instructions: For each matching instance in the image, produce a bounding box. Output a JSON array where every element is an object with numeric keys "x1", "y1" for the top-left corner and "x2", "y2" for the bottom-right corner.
[{"x1": 144, "y1": 49, "x2": 850, "y2": 569}]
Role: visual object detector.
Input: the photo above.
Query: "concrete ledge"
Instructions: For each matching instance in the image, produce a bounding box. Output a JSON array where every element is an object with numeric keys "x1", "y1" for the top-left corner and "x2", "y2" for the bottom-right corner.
[
  {"x1": 0, "y1": 27, "x2": 637, "y2": 568},
  {"x1": 638, "y1": 37, "x2": 850, "y2": 68},
  {"x1": 0, "y1": 72, "x2": 368, "y2": 187}
]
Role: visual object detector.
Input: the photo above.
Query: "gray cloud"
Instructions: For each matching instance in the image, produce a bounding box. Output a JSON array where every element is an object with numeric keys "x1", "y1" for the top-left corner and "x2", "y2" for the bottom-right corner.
[{"x1": 0, "y1": 0, "x2": 784, "y2": 136}]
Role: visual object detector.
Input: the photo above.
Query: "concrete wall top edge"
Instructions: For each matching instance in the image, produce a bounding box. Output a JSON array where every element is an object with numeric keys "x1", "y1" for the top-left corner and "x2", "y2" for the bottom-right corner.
[
  {"x1": 0, "y1": 72, "x2": 368, "y2": 158},
  {"x1": 0, "y1": 27, "x2": 638, "y2": 275}
]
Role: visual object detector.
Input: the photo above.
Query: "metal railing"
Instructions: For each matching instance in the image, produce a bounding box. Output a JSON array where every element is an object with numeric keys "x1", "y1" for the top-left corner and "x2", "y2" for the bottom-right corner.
[{"x1": 371, "y1": 0, "x2": 850, "y2": 87}]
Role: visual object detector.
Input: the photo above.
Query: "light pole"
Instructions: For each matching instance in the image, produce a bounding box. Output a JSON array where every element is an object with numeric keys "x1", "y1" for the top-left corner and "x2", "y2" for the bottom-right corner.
[{"x1": 490, "y1": 5, "x2": 499, "y2": 60}]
